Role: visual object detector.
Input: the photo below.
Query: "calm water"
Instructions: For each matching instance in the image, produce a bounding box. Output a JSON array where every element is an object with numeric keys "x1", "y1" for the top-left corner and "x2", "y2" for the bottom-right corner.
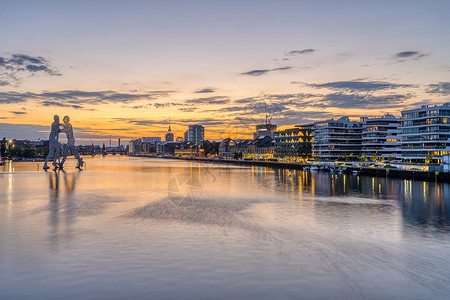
[{"x1": 1, "y1": 157, "x2": 450, "y2": 299}]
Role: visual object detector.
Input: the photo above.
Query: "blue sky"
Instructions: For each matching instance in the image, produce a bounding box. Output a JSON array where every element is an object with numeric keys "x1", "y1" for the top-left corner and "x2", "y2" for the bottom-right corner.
[{"x1": 1, "y1": 0, "x2": 449, "y2": 142}]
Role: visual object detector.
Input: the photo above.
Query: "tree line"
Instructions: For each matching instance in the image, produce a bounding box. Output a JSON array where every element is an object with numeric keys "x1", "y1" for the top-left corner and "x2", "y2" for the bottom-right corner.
[{"x1": 1, "y1": 138, "x2": 49, "y2": 158}]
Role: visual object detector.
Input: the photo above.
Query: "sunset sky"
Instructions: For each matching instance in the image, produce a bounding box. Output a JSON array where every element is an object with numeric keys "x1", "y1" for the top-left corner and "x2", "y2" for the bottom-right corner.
[{"x1": 1, "y1": 0, "x2": 449, "y2": 144}]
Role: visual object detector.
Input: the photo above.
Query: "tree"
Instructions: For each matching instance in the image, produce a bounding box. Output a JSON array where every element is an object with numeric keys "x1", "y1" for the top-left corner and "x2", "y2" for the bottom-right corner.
[
  {"x1": 22, "y1": 146, "x2": 36, "y2": 158},
  {"x1": 233, "y1": 152, "x2": 242, "y2": 159},
  {"x1": 425, "y1": 153, "x2": 433, "y2": 164},
  {"x1": 36, "y1": 147, "x2": 49, "y2": 157},
  {"x1": 201, "y1": 141, "x2": 212, "y2": 156},
  {"x1": 10, "y1": 146, "x2": 22, "y2": 158},
  {"x1": 1, "y1": 137, "x2": 6, "y2": 157},
  {"x1": 211, "y1": 141, "x2": 219, "y2": 155},
  {"x1": 202, "y1": 140, "x2": 219, "y2": 156}
]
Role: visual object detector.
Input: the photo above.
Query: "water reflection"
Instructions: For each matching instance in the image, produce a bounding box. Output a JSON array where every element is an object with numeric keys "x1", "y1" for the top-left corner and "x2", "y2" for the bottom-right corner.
[
  {"x1": 273, "y1": 169, "x2": 450, "y2": 231},
  {"x1": 1, "y1": 158, "x2": 450, "y2": 299},
  {"x1": 46, "y1": 169, "x2": 80, "y2": 250}
]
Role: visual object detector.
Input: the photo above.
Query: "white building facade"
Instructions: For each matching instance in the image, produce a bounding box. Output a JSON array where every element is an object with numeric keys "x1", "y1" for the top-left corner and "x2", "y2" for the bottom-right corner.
[
  {"x1": 312, "y1": 116, "x2": 363, "y2": 161},
  {"x1": 401, "y1": 103, "x2": 450, "y2": 163},
  {"x1": 362, "y1": 114, "x2": 401, "y2": 161}
]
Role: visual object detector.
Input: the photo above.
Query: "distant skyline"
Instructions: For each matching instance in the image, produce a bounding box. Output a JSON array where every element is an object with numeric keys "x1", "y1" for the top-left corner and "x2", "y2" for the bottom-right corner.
[{"x1": 1, "y1": 0, "x2": 450, "y2": 143}]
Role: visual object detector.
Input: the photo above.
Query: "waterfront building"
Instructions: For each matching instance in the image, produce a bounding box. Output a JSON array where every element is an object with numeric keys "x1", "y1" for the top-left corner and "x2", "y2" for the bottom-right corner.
[
  {"x1": 312, "y1": 116, "x2": 363, "y2": 161},
  {"x1": 174, "y1": 142, "x2": 200, "y2": 157},
  {"x1": 129, "y1": 137, "x2": 161, "y2": 154},
  {"x1": 228, "y1": 139, "x2": 253, "y2": 160},
  {"x1": 274, "y1": 124, "x2": 313, "y2": 162},
  {"x1": 219, "y1": 138, "x2": 236, "y2": 159},
  {"x1": 254, "y1": 123, "x2": 277, "y2": 139},
  {"x1": 161, "y1": 141, "x2": 183, "y2": 155},
  {"x1": 444, "y1": 154, "x2": 450, "y2": 172},
  {"x1": 128, "y1": 139, "x2": 142, "y2": 154},
  {"x1": 155, "y1": 141, "x2": 166, "y2": 155},
  {"x1": 165, "y1": 130, "x2": 174, "y2": 142},
  {"x1": 141, "y1": 137, "x2": 161, "y2": 143},
  {"x1": 401, "y1": 103, "x2": 450, "y2": 162},
  {"x1": 362, "y1": 114, "x2": 401, "y2": 161},
  {"x1": 185, "y1": 125, "x2": 204, "y2": 145},
  {"x1": 242, "y1": 135, "x2": 275, "y2": 160}
]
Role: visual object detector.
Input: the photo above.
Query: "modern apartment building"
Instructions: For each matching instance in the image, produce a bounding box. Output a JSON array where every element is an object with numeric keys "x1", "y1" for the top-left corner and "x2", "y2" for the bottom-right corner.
[
  {"x1": 274, "y1": 124, "x2": 313, "y2": 162},
  {"x1": 400, "y1": 103, "x2": 450, "y2": 162},
  {"x1": 362, "y1": 114, "x2": 401, "y2": 160},
  {"x1": 185, "y1": 124, "x2": 205, "y2": 145},
  {"x1": 312, "y1": 116, "x2": 363, "y2": 161}
]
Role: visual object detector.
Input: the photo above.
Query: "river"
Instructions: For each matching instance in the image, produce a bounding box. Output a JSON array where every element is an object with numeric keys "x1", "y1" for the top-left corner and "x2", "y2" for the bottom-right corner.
[{"x1": 1, "y1": 156, "x2": 449, "y2": 299}]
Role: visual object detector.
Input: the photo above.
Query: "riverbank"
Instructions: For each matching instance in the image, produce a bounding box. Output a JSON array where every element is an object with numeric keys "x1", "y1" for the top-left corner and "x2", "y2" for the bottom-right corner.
[{"x1": 157, "y1": 156, "x2": 450, "y2": 183}]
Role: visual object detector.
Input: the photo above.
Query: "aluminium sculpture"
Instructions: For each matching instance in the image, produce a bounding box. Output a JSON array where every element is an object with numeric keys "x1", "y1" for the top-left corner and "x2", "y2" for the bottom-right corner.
[
  {"x1": 59, "y1": 116, "x2": 84, "y2": 169},
  {"x1": 43, "y1": 115, "x2": 84, "y2": 170},
  {"x1": 43, "y1": 115, "x2": 61, "y2": 169}
]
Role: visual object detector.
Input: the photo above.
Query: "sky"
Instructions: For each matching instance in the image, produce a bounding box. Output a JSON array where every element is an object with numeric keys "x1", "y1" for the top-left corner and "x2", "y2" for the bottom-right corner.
[{"x1": 1, "y1": 0, "x2": 450, "y2": 145}]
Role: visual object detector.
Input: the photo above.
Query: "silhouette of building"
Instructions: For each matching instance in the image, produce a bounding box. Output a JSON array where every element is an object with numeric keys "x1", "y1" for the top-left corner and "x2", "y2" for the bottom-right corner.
[
  {"x1": 165, "y1": 117, "x2": 174, "y2": 142},
  {"x1": 185, "y1": 124, "x2": 204, "y2": 145}
]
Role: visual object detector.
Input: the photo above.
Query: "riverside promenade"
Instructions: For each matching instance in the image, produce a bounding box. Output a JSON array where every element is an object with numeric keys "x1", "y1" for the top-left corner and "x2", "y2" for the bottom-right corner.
[{"x1": 157, "y1": 156, "x2": 450, "y2": 183}]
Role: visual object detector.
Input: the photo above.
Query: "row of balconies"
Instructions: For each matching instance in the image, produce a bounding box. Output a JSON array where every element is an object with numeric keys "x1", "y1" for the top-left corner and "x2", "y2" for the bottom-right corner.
[
  {"x1": 402, "y1": 128, "x2": 450, "y2": 134},
  {"x1": 402, "y1": 119, "x2": 449, "y2": 127},
  {"x1": 400, "y1": 145, "x2": 450, "y2": 150},
  {"x1": 401, "y1": 138, "x2": 450, "y2": 143}
]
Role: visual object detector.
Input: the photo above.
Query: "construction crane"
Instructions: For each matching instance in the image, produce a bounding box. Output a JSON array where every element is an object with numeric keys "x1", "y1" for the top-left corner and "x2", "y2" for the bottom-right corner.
[{"x1": 263, "y1": 105, "x2": 278, "y2": 125}]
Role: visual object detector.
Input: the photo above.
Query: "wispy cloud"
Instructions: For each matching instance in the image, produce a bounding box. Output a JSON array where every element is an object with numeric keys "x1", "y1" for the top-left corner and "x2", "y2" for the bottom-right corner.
[
  {"x1": 0, "y1": 92, "x2": 29, "y2": 104},
  {"x1": 0, "y1": 122, "x2": 49, "y2": 140},
  {"x1": 10, "y1": 111, "x2": 27, "y2": 115},
  {"x1": 185, "y1": 96, "x2": 230, "y2": 105},
  {"x1": 201, "y1": 90, "x2": 410, "y2": 122},
  {"x1": 0, "y1": 54, "x2": 61, "y2": 85},
  {"x1": 286, "y1": 49, "x2": 315, "y2": 56},
  {"x1": 307, "y1": 80, "x2": 414, "y2": 92},
  {"x1": 0, "y1": 90, "x2": 173, "y2": 109},
  {"x1": 194, "y1": 88, "x2": 215, "y2": 93},
  {"x1": 241, "y1": 66, "x2": 291, "y2": 76},
  {"x1": 394, "y1": 51, "x2": 427, "y2": 62},
  {"x1": 114, "y1": 117, "x2": 227, "y2": 127},
  {"x1": 426, "y1": 82, "x2": 450, "y2": 96},
  {"x1": 322, "y1": 93, "x2": 409, "y2": 109},
  {"x1": 154, "y1": 102, "x2": 181, "y2": 108},
  {"x1": 41, "y1": 100, "x2": 83, "y2": 109},
  {"x1": 396, "y1": 51, "x2": 420, "y2": 58}
]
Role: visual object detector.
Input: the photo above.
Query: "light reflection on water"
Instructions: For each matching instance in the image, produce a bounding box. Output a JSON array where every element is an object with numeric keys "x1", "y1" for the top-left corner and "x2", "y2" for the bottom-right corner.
[{"x1": 0, "y1": 157, "x2": 450, "y2": 299}]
